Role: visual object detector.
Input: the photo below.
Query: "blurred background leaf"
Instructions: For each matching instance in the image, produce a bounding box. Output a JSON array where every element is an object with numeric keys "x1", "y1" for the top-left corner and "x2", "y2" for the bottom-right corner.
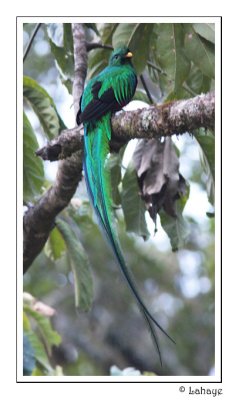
[
  {"x1": 192, "y1": 23, "x2": 215, "y2": 44},
  {"x1": 121, "y1": 162, "x2": 150, "y2": 240},
  {"x1": 23, "y1": 111, "x2": 44, "y2": 202},
  {"x1": 184, "y1": 24, "x2": 215, "y2": 79},
  {"x1": 56, "y1": 218, "x2": 93, "y2": 312},
  {"x1": 112, "y1": 23, "x2": 154, "y2": 74},
  {"x1": 195, "y1": 129, "x2": 215, "y2": 206},
  {"x1": 45, "y1": 226, "x2": 66, "y2": 261},
  {"x1": 23, "y1": 334, "x2": 36, "y2": 376},
  {"x1": 46, "y1": 23, "x2": 74, "y2": 93},
  {"x1": 24, "y1": 299, "x2": 62, "y2": 375},
  {"x1": 23, "y1": 75, "x2": 60, "y2": 139}
]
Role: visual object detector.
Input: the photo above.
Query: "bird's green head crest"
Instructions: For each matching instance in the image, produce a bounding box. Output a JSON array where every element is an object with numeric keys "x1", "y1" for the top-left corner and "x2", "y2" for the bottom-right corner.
[{"x1": 109, "y1": 46, "x2": 133, "y2": 66}]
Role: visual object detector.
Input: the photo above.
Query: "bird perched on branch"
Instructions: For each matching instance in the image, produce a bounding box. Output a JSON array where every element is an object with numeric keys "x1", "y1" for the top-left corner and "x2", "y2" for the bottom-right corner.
[{"x1": 76, "y1": 46, "x2": 174, "y2": 364}]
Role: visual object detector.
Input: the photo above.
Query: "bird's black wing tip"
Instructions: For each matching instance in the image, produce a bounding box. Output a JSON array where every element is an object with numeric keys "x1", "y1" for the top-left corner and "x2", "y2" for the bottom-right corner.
[{"x1": 76, "y1": 110, "x2": 81, "y2": 126}]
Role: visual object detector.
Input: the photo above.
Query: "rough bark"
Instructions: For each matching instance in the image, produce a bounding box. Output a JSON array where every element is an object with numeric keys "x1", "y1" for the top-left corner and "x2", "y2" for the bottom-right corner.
[
  {"x1": 23, "y1": 23, "x2": 87, "y2": 273},
  {"x1": 113, "y1": 91, "x2": 214, "y2": 139},
  {"x1": 36, "y1": 92, "x2": 215, "y2": 162}
]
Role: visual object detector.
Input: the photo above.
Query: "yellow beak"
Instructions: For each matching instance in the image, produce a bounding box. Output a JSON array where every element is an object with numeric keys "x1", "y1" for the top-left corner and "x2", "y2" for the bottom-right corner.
[{"x1": 125, "y1": 51, "x2": 133, "y2": 58}]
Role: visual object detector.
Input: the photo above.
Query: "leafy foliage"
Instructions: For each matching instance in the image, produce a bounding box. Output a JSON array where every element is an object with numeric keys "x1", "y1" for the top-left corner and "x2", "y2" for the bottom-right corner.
[
  {"x1": 100, "y1": 23, "x2": 118, "y2": 45},
  {"x1": 23, "y1": 334, "x2": 36, "y2": 375},
  {"x1": 195, "y1": 129, "x2": 215, "y2": 206},
  {"x1": 23, "y1": 112, "x2": 44, "y2": 202},
  {"x1": 159, "y1": 185, "x2": 190, "y2": 251},
  {"x1": 56, "y1": 219, "x2": 93, "y2": 311},
  {"x1": 46, "y1": 23, "x2": 74, "y2": 93},
  {"x1": 151, "y1": 24, "x2": 190, "y2": 98},
  {"x1": 25, "y1": 306, "x2": 61, "y2": 351},
  {"x1": 121, "y1": 162, "x2": 150, "y2": 240},
  {"x1": 23, "y1": 294, "x2": 62, "y2": 375},
  {"x1": 23, "y1": 76, "x2": 61, "y2": 139},
  {"x1": 45, "y1": 226, "x2": 66, "y2": 261},
  {"x1": 193, "y1": 23, "x2": 215, "y2": 44},
  {"x1": 112, "y1": 23, "x2": 154, "y2": 74},
  {"x1": 184, "y1": 24, "x2": 215, "y2": 79},
  {"x1": 87, "y1": 48, "x2": 110, "y2": 80}
]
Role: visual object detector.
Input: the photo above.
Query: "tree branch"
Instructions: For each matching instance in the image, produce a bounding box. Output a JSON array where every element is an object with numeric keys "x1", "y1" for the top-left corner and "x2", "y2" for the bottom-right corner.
[
  {"x1": 35, "y1": 127, "x2": 84, "y2": 161},
  {"x1": 113, "y1": 91, "x2": 214, "y2": 138},
  {"x1": 36, "y1": 92, "x2": 215, "y2": 162},
  {"x1": 23, "y1": 23, "x2": 87, "y2": 274},
  {"x1": 72, "y1": 24, "x2": 88, "y2": 116},
  {"x1": 23, "y1": 23, "x2": 42, "y2": 63},
  {"x1": 86, "y1": 42, "x2": 113, "y2": 51}
]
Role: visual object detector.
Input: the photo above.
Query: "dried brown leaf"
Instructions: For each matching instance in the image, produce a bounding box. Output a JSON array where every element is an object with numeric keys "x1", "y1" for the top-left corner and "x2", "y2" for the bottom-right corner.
[{"x1": 133, "y1": 138, "x2": 187, "y2": 225}]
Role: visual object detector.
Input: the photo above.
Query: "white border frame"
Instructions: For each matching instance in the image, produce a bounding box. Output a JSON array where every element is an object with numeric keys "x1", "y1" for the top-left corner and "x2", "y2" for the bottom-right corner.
[{"x1": 17, "y1": 16, "x2": 221, "y2": 383}]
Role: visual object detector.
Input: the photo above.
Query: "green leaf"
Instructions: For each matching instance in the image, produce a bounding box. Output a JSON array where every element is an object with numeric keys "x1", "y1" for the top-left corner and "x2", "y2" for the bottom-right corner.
[
  {"x1": 87, "y1": 48, "x2": 109, "y2": 80},
  {"x1": 186, "y1": 64, "x2": 211, "y2": 95},
  {"x1": 195, "y1": 130, "x2": 215, "y2": 178},
  {"x1": 47, "y1": 23, "x2": 74, "y2": 93},
  {"x1": 147, "y1": 62, "x2": 169, "y2": 99},
  {"x1": 24, "y1": 330, "x2": 51, "y2": 372},
  {"x1": 159, "y1": 184, "x2": 190, "y2": 251},
  {"x1": 85, "y1": 23, "x2": 99, "y2": 36},
  {"x1": 32, "y1": 367, "x2": 49, "y2": 376},
  {"x1": 100, "y1": 23, "x2": 118, "y2": 45},
  {"x1": 154, "y1": 23, "x2": 190, "y2": 98},
  {"x1": 23, "y1": 334, "x2": 36, "y2": 376},
  {"x1": 23, "y1": 112, "x2": 44, "y2": 202},
  {"x1": 46, "y1": 23, "x2": 64, "y2": 46},
  {"x1": 184, "y1": 25, "x2": 215, "y2": 79},
  {"x1": 143, "y1": 371, "x2": 157, "y2": 376},
  {"x1": 121, "y1": 163, "x2": 150, "y2": 240},
  {"x1": 195, "y1": 130, "x2": 215, "y2": 206},
  {"x1": 63, "y1": 24, "x2": 74, "y2": 53},
  {"x1": 193, "y1": 23, "x2": 215, "y2": 44},
  {"x1": 45, "y1": 226, "x2": 66, "y2": 261},
  {"x1": 56, "y1": 219, "x2": 93, "y2": 311},
  {"x1": 23, "y1": 311, "x2": 31, "y2": 331},
  {"x1": 24, "y1": 306, "x2": 61, "y2": 353},
  {"x1": 112, "y1": 23, "x2": 154, "y2": 74},
  {"x1": 23, "y1": 76, "x2": 61, "y2": 139}
]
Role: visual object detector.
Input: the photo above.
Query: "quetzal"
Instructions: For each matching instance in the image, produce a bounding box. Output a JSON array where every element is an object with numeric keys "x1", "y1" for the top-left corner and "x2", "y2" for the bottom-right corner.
[{"x1": 76, "y1": 46, "x2": 174, "y2": 363}]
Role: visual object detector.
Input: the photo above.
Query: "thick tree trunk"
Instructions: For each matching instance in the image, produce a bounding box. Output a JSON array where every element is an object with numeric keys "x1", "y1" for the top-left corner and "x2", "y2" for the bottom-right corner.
[{"x1": 23, "y1": 23, "x2": 87, "y2": 273}]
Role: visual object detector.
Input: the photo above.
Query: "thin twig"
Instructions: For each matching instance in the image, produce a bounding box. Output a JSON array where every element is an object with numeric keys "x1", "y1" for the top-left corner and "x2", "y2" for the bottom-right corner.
[
  {"x1": 86, "y1": 42, "x2": 113, "y2": 52},
  {"x1": 23, "y1": 23, "x2": 42, "y2": 63},
  {"x1": 147, "y1": 60, "x2": 197, "y2": 97},
  {"x1": 140, "y1": 74, "x2": 154, "y2": 104},
  {"x1": 182, "y1": 83, "x2": 197, "y2": 97},
  {"x1": 147, "y1": 60, "x2": 166, "y2": 75}
]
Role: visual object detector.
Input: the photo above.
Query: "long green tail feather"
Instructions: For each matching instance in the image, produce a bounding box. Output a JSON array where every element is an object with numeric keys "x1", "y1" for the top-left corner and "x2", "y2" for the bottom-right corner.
[{"x1": 83, "y1": 115, "x2": 175, "y2": 363}]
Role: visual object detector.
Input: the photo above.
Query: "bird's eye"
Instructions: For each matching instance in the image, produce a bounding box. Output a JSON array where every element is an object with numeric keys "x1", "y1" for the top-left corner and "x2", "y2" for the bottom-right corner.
[{"x1": 114, "y1": 55, "x2": 119, "y2": 60}]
